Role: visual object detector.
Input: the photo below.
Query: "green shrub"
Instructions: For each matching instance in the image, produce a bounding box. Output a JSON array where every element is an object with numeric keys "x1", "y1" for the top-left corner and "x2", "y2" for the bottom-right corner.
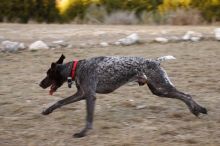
[
  {"x1": 0, "y1": 0, "x2": 219, "y2": 24},
  {"x1": 191, "y1": 0, "x2": 220, "y2": 22}
]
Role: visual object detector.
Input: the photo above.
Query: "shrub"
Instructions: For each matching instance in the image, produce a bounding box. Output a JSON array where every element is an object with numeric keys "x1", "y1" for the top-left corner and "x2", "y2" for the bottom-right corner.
[
  {"x1": 0, "y1": 0, "x2": 219, "y2": 24},
  {"x1": 104, "y1": 11, "x2": 138, "y2": 25},
  {"x1": 165, "y1": 8, "x2": 204, "y2": 25},
  {"x1": 191, "y1": 0, "x2": 220, "y2": 23},
  {"x1": 83, "y1": 4, "x2": 107, "y2": 24}
]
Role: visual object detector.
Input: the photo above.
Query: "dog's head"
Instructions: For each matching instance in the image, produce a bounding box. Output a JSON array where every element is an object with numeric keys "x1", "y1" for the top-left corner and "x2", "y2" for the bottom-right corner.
[{"x1": 39, "y1": 54, "x2": 66, "y2": 95}]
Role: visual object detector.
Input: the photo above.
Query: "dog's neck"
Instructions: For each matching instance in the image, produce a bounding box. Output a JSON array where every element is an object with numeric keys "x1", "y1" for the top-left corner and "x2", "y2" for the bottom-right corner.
[{"x1": 58, "y1": 62, "x2": 74, "y2": 81}]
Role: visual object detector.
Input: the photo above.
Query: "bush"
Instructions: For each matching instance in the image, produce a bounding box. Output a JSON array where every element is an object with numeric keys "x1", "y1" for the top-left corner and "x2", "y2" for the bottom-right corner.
[
  {"x1": 0, "y1": 0, "x2": 219, "y2": 24},
  {"x1": 165, "y1": 8, "x2": 204, "y2": 25},
  {"x1": 191, "y1": 0, "x2": 220, "y2": 23},
  {"x1": 104, "y1": 11, "x2": 138, "y2": 25},
  {"x1": 83, "y1": 4, "x2": 107, "y2": 24}
]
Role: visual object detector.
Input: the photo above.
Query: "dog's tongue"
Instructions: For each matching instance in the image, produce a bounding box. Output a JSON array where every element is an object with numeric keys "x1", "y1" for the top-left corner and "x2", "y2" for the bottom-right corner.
[
  {"x1": 49, "y1": 89, "x2": 54, "y2": 95},
  {"x1": 49, "y1": 84, "x2": 56, "y2": 95}
]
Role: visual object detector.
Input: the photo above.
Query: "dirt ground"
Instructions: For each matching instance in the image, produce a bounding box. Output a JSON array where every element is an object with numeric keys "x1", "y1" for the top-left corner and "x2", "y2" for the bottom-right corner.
[{"x1": 0, "y1": 24, "x2": 220, "y2": 146}]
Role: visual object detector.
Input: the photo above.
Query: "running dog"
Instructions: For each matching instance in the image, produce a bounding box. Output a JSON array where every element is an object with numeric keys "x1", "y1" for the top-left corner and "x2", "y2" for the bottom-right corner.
[{"x1": 39, "y1": 54, "x2": 207, "y2": 138}]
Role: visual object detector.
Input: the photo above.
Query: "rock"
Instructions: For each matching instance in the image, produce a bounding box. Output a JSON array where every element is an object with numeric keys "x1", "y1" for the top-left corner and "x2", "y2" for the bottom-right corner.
[
  {"x1": 29, "y1": 40, "x2": 49, "y2": 50},
  {"x1": 1, "y1": 40, "x2": 25, "y2": 52},
  {"x1": 136, "y1": 104, "x2": 147, "y2": 110},
  {"x1": 114, "y1": 41, "x2": 121, "y2": 46},
  {"x1": 51, "y1": 40, "x2": 68, "y2": 48},
  {"x1": 157, "y1": 55, "x2": 176, "y2": 62},
  {"x1": 155, "y1": 37, "x2": 169, "y2": 43},
  {"x1": 100, "y1": 42, "x2": 109, "y2": 47},
  {"x1": 48, "y1": 40, "x2": 68, "y2": 49},
  {"x1": 67, "y1": 44, "x2": 73, "y2": 49},
  {"x1": 182, "y1": 31, "x2": 193, "y2": 40},
  {"x1": 191, "y1": 36, "x2": 200, "y2": 42},
  {"x1": 169, "y1": 36, "x2": 181, "y2": 42},
  {"x1": 19, "y1": 43, "x2": 25, "y2": 49},
  {"x1": 214, "y1": 28, "x2": 220, "y2": 41},
  {"x1": 117, "y1": 33, "x2": 139, "y2": 45},
  {"x1": 182, "y1": 31, "x2": 202, "y2": 41}
]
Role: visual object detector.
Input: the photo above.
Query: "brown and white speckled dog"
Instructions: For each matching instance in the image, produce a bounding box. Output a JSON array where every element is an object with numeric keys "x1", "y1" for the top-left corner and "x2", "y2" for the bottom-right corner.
[{"x1": 39, "y1": 54, "x2": 207, "y2": 138}]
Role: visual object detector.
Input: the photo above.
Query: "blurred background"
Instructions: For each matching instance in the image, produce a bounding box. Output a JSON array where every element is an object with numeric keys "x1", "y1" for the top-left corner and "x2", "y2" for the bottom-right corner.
[{"x1": 0, "y1": 0, "x2": 220, "y2": 25}]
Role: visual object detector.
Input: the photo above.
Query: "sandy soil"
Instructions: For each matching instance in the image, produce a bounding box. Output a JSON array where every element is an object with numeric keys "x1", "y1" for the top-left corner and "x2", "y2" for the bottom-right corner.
[{"x1": 0, "y1": 24, "x2": 220, "y2": 146}]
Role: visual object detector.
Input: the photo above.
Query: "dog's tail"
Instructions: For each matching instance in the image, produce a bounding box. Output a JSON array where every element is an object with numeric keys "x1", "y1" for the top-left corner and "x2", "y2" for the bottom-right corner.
[{"x1": 156, "y1": 55, "x2": 176, "y2": 62}]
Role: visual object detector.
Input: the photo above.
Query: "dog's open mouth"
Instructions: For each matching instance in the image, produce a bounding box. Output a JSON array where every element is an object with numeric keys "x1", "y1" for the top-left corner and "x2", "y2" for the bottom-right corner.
[{"x1": 49, "y1": 83, "x2": 58, "y2": 95}]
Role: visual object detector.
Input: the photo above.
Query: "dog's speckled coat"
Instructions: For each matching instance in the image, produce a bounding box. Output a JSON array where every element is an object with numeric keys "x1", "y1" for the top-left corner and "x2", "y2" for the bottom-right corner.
[
  {"x1": 77, "y1": 56, "x2": 155, "y2": 93},
  {"x1": 40, "y1": 55, "x2": 207, "y2": 138}
]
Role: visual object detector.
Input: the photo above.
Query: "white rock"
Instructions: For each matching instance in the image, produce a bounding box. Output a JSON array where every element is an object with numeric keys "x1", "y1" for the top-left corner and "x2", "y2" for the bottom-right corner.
[
  {"x1": 1, "y1": 40, "x2": 25, "y2": 52},
  {"x1": 52, "y1": 40, "x2": 64, "y2": 44},
  {"x1": 182, "y1": 31, "x2": 194, "y2": 40},
  {"x1": 155, "y1": 37, "x2": 168, "y2": 43},
  {"x1": 157, "y1": 55, "x2": 176, "y2": 62},
  {"x1": 114, "y1": 41, "x2": 121, "y2": 46},
  {"x1": 67, "y1": 44, "x2": 73, "y2": 49},
  {"x1": 117, "y1": 33, "x2": 139, "y2": 45},
  {"x1": 129, "y1": 99, "x2": 134, "y2": 102},
  {"x1": 191, "y1": 36, "x2": 201, "y2": 42},
  {"x1": 29, "y1": 40, "x2": 49, "y2": 50},
  {"x1": 52, "y1": 40, "x2": 68, "y2": 47},
  {"x1": 182, "y1": 31, "x2": 202, "y2": 41},
  {"x1": 214, "y1": 28, "x2": 220, "y2": 41},
  {"x1": 100, "y1": 42, "x2": 109, "y2": 47},
  {"x1": 136, "y1": 104, "x2": 147, "y2": 110}
]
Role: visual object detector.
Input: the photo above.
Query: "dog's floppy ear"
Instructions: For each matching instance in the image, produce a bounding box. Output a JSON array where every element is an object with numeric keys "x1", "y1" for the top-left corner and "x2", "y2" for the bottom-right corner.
[
  {"x1": 51, "y1": 62, "x2": 56, "y2": 70},
  {"x1": 56, "y1": 54, "x2": 65, "y2": 64}
]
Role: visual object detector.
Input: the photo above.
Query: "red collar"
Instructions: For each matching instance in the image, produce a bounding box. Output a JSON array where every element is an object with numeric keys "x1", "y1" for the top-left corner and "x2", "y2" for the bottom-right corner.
[{"x1": 71, "y1": 60, "x2": 78, "y2": 79}]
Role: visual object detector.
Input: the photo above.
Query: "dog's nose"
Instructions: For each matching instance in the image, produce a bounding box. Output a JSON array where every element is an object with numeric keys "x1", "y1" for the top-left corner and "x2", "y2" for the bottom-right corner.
[
  {"x1": 39, "y1": 82, "x2": 43, "y2": 87},
  {"x1": 39, "y1": 82, "x2": 45, "y2": 88}
]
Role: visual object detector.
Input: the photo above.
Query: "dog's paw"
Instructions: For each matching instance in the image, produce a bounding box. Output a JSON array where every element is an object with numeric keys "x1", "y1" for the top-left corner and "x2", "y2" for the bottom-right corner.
[
  {"x1": 73, "y1": 132, "x2": 86, "y2": 138},
  {"x1": 41, "y1": 109, "x2": 52, "y2": 115},
  {"x1": 200, "y1": 107, "x2": 208, "y2": 115},
  {"x1": 190, "y1": 104, "x2": 208, "y2": 117}
]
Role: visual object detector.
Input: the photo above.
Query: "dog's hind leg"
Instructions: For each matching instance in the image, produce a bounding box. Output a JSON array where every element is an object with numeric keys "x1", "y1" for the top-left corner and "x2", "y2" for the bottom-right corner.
[
  {"x1": 42, "y1": 89, "x2": 84, "y2": 115},
  {"x1": 146, "y1": 67, "x2": 207, "y2": 116}
]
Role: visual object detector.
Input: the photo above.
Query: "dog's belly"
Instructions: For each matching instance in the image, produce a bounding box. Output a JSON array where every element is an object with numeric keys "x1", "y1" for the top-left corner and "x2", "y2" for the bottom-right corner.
[
  {"x1": 95, "y1": 69, "x2": 138, "y2": 94},
  {"x1": 96, "y1": 79, "x2": 131, "y2": 94}
]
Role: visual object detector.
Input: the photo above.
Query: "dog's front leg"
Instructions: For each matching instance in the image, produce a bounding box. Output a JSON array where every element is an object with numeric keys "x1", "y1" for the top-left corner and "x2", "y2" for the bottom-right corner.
[
  {"x1": 73, "y1": 94, "x2": 96, "y2": 138},
  {"x1": 42, "y1": 90, "x2": 84, "y2": 115}
]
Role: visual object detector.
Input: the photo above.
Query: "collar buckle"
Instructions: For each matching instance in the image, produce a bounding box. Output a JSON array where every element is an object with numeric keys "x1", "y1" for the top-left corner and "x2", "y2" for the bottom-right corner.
[
  {"x1": 67, "y1": 77, "x2": 72, "y2": 88},
  {"x1": 67, "y1": 60, "x2": 78, "y2": 88}
]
